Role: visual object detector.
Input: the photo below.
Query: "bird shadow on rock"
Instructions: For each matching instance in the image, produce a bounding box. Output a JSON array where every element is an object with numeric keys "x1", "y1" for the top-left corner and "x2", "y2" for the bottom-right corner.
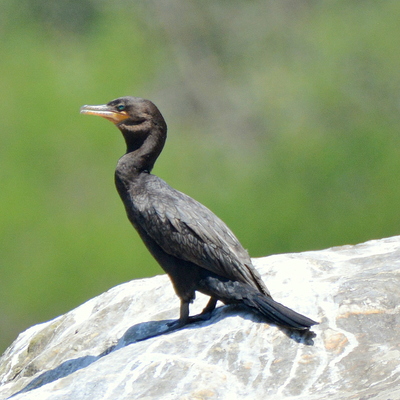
[
  {"x1": 8, "y1": 355, "x2": 99, "y2": 399},
  {"x1": 10, "y1": 305, "x2": 316, "y2": 398},
  {"x1": 117, "y1": 304, "x2": 317, "y2": 348}
]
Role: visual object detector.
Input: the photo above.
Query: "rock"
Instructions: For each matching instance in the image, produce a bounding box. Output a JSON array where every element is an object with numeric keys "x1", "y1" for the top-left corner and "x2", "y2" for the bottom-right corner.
[{"x1": 1, "y1": 236, "x2": 400, "y2": 400}]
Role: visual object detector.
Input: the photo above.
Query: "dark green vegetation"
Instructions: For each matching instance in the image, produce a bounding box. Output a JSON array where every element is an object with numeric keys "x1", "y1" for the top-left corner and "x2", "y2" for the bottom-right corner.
[{"x1": 1, "y1": 1, "x2": 400, "y2": 352}]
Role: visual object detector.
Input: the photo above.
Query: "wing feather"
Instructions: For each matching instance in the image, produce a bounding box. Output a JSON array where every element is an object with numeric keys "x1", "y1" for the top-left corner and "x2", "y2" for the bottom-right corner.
[{"x1": 131, "y1": 176, "x2": 270, "y2": 295}]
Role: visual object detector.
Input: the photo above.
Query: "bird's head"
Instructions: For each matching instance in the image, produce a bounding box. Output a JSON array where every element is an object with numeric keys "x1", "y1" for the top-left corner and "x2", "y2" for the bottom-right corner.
[
  {"x1": 80, "y1": 96, "x2": 167, "y2": 156},
  {"x1": 80, "y1": 96, "x2": 166, "y2": 132}
]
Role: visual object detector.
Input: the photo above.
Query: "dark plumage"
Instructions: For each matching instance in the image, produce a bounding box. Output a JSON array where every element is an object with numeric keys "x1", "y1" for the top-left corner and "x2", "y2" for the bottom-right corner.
[{"x1": 80, "y1": 96, "x2": 318, "y2": 330}]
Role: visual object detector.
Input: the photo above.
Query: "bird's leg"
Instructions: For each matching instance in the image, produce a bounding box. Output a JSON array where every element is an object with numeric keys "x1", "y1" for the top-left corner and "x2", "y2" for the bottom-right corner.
[
  {"x1": 187, "y1": 297, "x2": 217, "y2": 323},
  {"x1": 167, "y1": 300, "x2": 190, "y2": 329},
  {"x1": 179, "y1": 301, "x2": 190, "y2": 325},
  {"x1": 201, "y1": 297, "x2": 218, "y2": 315},
  {"x1": 167, "y1": 297, "x2": 218, "y2": 329}
]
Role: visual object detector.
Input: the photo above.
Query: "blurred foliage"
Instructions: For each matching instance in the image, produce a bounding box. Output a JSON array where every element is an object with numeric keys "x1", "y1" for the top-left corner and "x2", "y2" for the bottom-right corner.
[{"x1": 1, "y1": 0, "x2": 400, "y2": 352}]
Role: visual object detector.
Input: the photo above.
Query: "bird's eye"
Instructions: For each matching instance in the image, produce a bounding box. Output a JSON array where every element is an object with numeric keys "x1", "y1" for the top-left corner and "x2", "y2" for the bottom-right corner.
[{"x1": 117, "y1": 104, "x2": 125, "y2": 111}]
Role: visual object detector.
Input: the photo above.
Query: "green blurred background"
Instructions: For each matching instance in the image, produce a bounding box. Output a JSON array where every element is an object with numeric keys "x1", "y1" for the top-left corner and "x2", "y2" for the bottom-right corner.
[{"x1": 1, "y1": 0, "x2": 400, "y2": 353}]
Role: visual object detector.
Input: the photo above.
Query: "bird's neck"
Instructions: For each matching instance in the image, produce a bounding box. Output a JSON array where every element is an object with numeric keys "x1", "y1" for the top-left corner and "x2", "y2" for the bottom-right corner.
[{"x1": 116, "y1": 126, "x2": 166, "y2": 182}]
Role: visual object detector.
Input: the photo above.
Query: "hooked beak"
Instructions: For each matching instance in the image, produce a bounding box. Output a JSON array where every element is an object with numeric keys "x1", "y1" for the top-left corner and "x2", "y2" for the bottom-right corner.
[{"x1": 80, "y1": 104, "x2": 129, "y2": 124}]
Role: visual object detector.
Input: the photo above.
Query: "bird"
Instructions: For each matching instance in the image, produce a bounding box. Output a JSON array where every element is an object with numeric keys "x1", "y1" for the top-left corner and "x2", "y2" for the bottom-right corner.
[{"x1": 80, "y1": 96, "x2": 318, "y2": 330}]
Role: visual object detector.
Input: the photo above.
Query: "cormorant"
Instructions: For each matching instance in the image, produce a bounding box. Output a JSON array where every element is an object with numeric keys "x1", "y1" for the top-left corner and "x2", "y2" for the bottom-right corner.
[{"x1": 80, "y1": 96, "x2": 318, "y2": 330}]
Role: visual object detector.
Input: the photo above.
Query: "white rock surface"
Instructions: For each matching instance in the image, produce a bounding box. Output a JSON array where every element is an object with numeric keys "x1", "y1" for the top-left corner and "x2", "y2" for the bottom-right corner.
[{"x1": 1, "y1": 236, "x2": 400, "y2": 399}]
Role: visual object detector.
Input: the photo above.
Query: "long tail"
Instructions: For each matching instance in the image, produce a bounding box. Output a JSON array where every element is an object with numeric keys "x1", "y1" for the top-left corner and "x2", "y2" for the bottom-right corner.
[
  {"x1": 241, "y1": 290, "x2": 318, "y2": 329},
  {"x1": 198, "y1": 275, "x2": 318, "y2": 330}
]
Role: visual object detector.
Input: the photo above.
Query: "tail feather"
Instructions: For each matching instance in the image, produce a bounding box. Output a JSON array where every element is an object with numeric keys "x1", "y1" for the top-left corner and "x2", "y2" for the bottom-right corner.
[
  {"x1": 198, "y1": 274, "x2": 318, "y2": 330},
  {"x1": 242, "y1": 291, "x2": 318, "y2": 329}
]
